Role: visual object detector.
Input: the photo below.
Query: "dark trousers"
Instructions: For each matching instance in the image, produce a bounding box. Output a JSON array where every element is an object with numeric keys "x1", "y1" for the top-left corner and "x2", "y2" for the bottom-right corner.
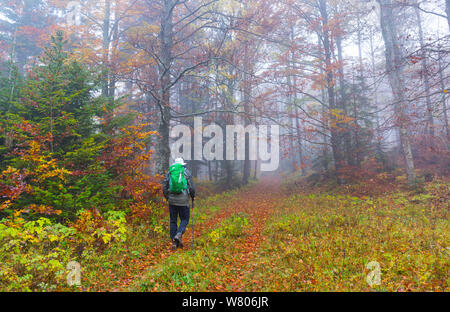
[{"x1": 169, "y1": 204, "x2": 190, "y2": 240}]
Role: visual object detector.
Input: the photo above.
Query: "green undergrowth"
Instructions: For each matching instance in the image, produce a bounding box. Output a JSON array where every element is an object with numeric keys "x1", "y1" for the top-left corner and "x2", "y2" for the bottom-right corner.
[
  {"x1": 81, "y1": 187, "x2": 249, "y2": 291},
  {"x1": 0, "y1": 183, "x2": 242, "y2": 291},
  {"x1": 132, "y1": 213, "x2": 251, "y2": 291},
  {"x1": 242, "y1": 182, "x2": 448, "y2": 291}
]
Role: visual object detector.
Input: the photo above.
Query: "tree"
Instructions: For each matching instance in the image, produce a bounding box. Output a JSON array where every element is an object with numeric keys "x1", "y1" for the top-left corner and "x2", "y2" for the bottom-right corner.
[
  {"x1": 19, "y1": 31, "x2": 99, "y2": 156},
  {"x1": 414, "y1": 2, "x2": 435, "y2": 138},
  {"x1": 377, "y1": 0, "x2": 416, "y2": 184},
  {"x1": 0, "y1": 0, "x2": 56, "y2": 74},
  {"x1": 447, "y1": 0, "x2": 450, "y2": 30},
  {"x1": 123, "y1": 0, "x2": 225, "y2": 173}
]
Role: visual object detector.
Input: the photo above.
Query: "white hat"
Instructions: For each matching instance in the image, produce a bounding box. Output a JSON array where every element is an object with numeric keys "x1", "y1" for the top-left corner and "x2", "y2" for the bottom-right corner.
[{"x1": 174, "y1": 157, "x2": 186, "y2": 166}]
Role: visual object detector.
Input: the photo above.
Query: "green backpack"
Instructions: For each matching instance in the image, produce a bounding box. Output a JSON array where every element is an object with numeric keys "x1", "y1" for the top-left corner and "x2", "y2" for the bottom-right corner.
[{"x1": 169, "y1": 163, "x2": 188, "y2": 194}]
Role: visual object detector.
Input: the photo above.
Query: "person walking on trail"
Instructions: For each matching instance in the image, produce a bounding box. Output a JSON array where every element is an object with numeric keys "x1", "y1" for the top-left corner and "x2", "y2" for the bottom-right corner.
[{"x1": 162, "y1": 157, "x2": 196, "y2": 250}]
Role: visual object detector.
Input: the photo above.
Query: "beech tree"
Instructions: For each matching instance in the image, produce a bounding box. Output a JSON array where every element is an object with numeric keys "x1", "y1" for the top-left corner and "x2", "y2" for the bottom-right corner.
[{"x1": 377, "y1": 0, "x2": 416, "y2": 184}]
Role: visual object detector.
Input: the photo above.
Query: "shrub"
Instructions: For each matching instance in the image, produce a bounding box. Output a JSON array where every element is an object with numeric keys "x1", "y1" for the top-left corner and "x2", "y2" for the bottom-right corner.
[
  {"x1": 207, "y1": 214, "x2": 249, "y2": 243},
  {"x1": 0, "y1": 216, "x2": 75, "y2": 291}
]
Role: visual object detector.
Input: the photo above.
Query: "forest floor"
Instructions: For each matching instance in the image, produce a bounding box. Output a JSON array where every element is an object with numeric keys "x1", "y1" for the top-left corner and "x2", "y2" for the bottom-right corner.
[{"x1": 82, "y1": 175, "x2": 449, "y2": 292}]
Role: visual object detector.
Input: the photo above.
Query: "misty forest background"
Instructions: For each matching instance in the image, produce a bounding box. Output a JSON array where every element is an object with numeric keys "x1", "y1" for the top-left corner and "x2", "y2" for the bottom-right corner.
[{"x1": 0, "y1": 0, "x2": 448, "y2": 291}]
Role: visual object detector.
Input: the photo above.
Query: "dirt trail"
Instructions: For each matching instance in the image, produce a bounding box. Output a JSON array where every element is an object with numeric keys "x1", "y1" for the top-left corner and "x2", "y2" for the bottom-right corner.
[
  {"x1": 108, "y1": 178, "x2": 283, "y2": 291},
  {"x1": 205, "y1": 177, "x2": 284, "y2": 291}
]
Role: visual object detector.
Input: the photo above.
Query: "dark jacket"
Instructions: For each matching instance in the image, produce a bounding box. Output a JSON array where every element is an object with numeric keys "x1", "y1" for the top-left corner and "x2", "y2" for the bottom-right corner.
[{"x1": 162, "y1": 167, "x2": 196, "y2": 206}]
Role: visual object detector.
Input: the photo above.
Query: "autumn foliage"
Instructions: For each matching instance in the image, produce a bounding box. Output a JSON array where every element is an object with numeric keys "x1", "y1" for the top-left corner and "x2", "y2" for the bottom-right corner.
[
  {"x1": 0, "y1": 0, "x2": 448, "y2": 293},
  {"x1": 0, "y1": 31, "x2": 162, "y2": 290}
]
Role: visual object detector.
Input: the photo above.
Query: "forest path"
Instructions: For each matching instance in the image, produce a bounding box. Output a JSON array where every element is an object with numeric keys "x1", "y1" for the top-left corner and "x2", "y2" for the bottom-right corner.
[
  {"x1": 99, "y1": 177, "x2": 285, "y2": 291},
  {"x1": 119, "y1": 177, "x2": 286, "y2": 292},
  {"x1": 202, "y1": 177, "x2": 285, "y2": 291},
  {"x1": 87, "y1": 176, "x2": 448, "y2": 292}
]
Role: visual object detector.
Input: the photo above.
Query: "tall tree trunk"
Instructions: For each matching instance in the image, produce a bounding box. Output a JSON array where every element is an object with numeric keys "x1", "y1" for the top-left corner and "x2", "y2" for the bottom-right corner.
[
  {"x1": 225, "y1": 159, "x2": 233, "y2": 189},
  {"x1": 318, "y1": 0, "x2": 343, "y2": 181},
  {"x1": 287, "y1": 75, "x2": 296, "y2": 171},
  {"x1": 242, "y1": 43, "x2": 251, "y2": 185},
  {"x1": 5, "y1": 25, "x2": 18, "y2": 149},
  {"x1": 414, "y1": 5, "x2": 434, "y2": 137},
  {"x1": 157, "y1": 0, "x2": 174, "y2": 174},
  {"x1": 214, "y1": 160, "x2": 219, "y2": 182},
  {"x1": 369, "y1": 27, "x2": 384, "y2": 159},
  {"x1": 294, "y1": 105, "x2": 304, "y2": 175},
  {"x1": 437, "y1": 50, "x2": 449, "y2": 140},
  {"x1": 354, "y1": 14, "x2": 366, "y2": 167},
  {"x1": 102, "y1": 0, "x2": 111, "y2": 97},
  {"x1": 336, "y1": 35, "x2": 353, "y2": 167},
  {"x1": 378, "y1": 0, "x2": 416, "y2": 185},
  {"x1": 157, "y1": 105, "x2": 171, "y2": 174},
  {"x1": 286, "y1": 34, "x2": 295, "y2": 172},
  {"x1": 446, "y1": 0, "x2": 450, "y2": 31},
  {"x1": 289, "y1": 27, "x2": 304, "y2": 175},
  {"x1": 352, "y1": 76, "x2": 361, "y2": 167},
  {"x1": 318, "y1": 33, "x2": 329, "y2": 172},
  {"x1": 108, "y1": 2, "x2": 121, "y2": 99},
  {"x1": 208, "y1": 160, "x2": 212, "y2": 181},
  {"x1": 321, "y1": 87, "x2": 329, "y2": 172}
]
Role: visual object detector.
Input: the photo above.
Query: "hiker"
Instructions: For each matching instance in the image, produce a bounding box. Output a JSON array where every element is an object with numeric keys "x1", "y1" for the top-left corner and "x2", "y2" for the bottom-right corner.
[{"x1": 162, "y1": 157, "x2": 196, "y2": 250}]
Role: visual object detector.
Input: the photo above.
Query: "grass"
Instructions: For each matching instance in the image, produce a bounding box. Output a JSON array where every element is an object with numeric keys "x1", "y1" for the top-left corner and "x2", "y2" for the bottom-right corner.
[
  {"x1": 241, "y1": 189, "x2": 448, "y2": 291},
  {"x1": 130, "y1": 213, "x2": 252, "y2": 292},
  {"x1": 76, "y1": 186, "x2": 246, "y2": 291},
  {"x1": 3, "y1": 175, "x2": 447, "y2": 292},
  {"x1": 99, "y1": 178, "x2": 449, "y2": 292}
]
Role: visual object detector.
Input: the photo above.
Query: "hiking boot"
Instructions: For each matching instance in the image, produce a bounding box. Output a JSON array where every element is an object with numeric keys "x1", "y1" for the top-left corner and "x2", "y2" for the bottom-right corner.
[
  {"x1": 171, "y1": 240, "x2": 178, "y2": 250},
  {"x1": 174, "y1": 233, "x2": 183, "y2": 248}
]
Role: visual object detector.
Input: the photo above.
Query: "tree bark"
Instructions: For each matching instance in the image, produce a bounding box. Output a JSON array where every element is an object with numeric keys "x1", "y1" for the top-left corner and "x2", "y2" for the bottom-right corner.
[
  {"x1": 437, "y1": 49, "x2": 449, "y2": 140},
  {"x1": 317, "y1": 33, "x2": 329, "y2": 172},
  {"x1": 242, "y1": 43, "x2": 251, "y2": 185},
  {"x1": 446, "y1": 0, "x2": 450, "y2": 31},
  {"x1": 369, "y1": 28, "x2": 382, "y2": 146},
  {"x1": 377, "y1": 0, "x2": 416, "y2": 185},
  {"x1": 414, "y1": 5, "x2": 434, "y2": 137},
  {"x1": 156, "y1": 0, "x2": 175, "y2": 174},
  {"x1": 289, "y1": 27, "x2": 304, "y2": 175},
  {"x1": 318, "y1": 0, "x2": 343, "y2": 181},
  {"x1": 336, "y1": 35, "x2": 353, "y2": 167},
  {"x1": 102, "y1": 0, "x2": 111, "y2": 97}
]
